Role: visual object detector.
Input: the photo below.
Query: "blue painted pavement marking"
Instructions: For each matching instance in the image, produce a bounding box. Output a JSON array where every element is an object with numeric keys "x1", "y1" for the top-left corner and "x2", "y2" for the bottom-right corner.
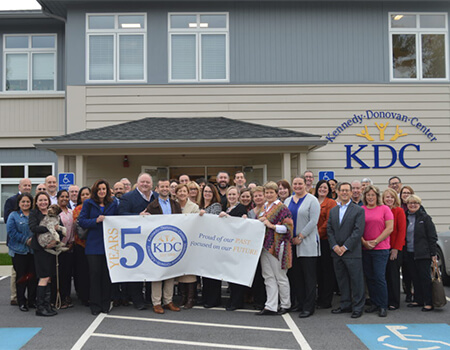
[
  {"x1": 348, "y1": 324, "x2": 450, "y2": 350},
  {"x1": 0, "y1": 328, "x2": 41, "y2": 350}
]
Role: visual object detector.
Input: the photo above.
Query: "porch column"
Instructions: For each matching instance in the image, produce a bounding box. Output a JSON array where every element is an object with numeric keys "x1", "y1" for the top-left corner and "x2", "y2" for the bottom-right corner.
[
  {"x1": 282, "y1": 153, "x2": 291, "y2": 181},
  {"x1": 297, "y1": 153, "x2": 308, "y2": 176},
  {"x1": 57, "y1": 155, "x2": 65, "y2": 174},
  {"x1": 75, "y1": 155, "x2": 85, "y2": 186}
]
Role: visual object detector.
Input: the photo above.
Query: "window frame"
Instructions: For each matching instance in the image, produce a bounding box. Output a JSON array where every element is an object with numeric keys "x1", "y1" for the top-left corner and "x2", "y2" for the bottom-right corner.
[
  {"x1": 2, "y1": 34, "x2": 58, "y2": 92},
  {"x1": 85, "y1": 12, "x2": 147, "y2": 84},
  {"x1": 168, "y1": 12, "x2": 230, "y2": 83},
  {"x1": 389, "y1": 12, "x2": 449, "y2": 82},
  {"x1": 0, "y1": 163, "x2": 55, "y2": 220}
]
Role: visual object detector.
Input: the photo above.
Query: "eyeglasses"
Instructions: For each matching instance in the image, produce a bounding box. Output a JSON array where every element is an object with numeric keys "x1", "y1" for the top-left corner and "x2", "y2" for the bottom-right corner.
[
  {"x1": 407, "y1": 202, "x2": 419, "y2": 205},
  {"x1": 203, "y1": 190, "x2": 213, "y2": 193}
]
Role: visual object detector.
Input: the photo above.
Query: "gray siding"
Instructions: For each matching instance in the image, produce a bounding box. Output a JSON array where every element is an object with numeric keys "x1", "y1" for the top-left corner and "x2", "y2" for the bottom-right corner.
[
  {"x1": 66, "y1": 1, "x2": 450, "y2": 85},
  {"x1": 0, "y1": 17, "x2": 65, "y2": 91}
]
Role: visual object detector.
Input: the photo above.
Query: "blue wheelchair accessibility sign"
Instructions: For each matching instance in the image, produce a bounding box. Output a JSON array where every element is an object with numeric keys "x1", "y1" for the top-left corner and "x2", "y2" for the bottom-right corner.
[
  {"x1": 58, "y1": 173, "x2": 75, "y2": 191},
  {"x1": 348, "y1": 324, "x2": 450, "y2": 350},
  {"x1": 319, "y1": 171, "x2": 334, "y2": 181}
]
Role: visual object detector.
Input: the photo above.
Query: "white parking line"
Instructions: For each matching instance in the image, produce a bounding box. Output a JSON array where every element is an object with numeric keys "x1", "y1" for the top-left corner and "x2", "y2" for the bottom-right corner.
[
  {"x1": 447, "y1": 296, "x2": 450, "y2": 302},
  {"x1": 71, "y1": 313, "x2": 107, "y2": 350},
  {"x1": 0, "y1": 276, "x2": 9, "y2": 281},
  {"x1": 192, "y1": 306, "x2": 257, "y2": 313},
  {"x1": 282, "y1": 313, "x2": 312, "y2": 350},
  {"x1": 106, "y1": 314, "x2": 291, "y2": 332},
  {"x1": 92, "y1": 332, "x2": 291, "y2": 350}
]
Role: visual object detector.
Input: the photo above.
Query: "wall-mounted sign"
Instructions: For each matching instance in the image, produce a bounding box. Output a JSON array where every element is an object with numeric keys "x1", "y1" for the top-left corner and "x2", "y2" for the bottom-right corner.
[{"x1": 325, "y1": 111, "x2": 437, "y2": 170}]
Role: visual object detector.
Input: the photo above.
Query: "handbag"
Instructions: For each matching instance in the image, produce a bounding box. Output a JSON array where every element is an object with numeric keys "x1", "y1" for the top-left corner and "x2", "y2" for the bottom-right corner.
[
  {"x1": 75, "y1": 219, "x2": 89, "y2": 240},
  {"x1": 431, "y1": 260, "x2": 447, "y2": 308}
]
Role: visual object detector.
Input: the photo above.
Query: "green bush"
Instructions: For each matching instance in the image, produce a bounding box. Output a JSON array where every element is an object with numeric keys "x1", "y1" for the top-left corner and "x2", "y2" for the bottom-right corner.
[{"x1": 0, "y1": 253, "x2": 12, "y2": 266}]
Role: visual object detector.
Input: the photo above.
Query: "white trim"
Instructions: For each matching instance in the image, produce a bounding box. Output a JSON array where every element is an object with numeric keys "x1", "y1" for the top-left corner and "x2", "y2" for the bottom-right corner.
[
  {"x1": 3, "y1": 34, "x2": 57, "y2": 92},
  {"x1": 168, "y1": 12, "x2": 229, "y2": 83},
  {"x1": 389, "y1": 12, "x2": 449, "y2": 82},
  {"x1": 85, "y1": 13, "x2": 147, "y2": 84}
]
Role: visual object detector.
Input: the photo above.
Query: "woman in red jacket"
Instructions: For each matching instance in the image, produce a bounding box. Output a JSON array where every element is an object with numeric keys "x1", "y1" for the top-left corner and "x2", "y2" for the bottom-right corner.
[{"x1": 382, "y1": 188, "x2": 406, "y2": 310}]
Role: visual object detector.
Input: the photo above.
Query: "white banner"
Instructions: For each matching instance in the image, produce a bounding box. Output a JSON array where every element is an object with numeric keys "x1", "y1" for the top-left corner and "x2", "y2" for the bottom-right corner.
[{"x1": 103, "y1": 214, "x2": 266, "y2": 287}]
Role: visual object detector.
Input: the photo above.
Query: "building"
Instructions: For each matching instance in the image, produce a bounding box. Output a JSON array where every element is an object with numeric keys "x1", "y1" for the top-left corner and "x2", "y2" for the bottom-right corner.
[{"x1": 1, "y1": 1, "x2": 449, "y2": 240}]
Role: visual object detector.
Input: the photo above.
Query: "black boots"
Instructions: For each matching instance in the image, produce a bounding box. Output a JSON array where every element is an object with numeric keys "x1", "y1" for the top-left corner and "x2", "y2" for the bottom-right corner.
[
  {"x1": 36, "y1": 285, "x2": 57, "y2": 317},
  {"x1": 184, "y1": 283, "x2": 196, "y2": 309}
]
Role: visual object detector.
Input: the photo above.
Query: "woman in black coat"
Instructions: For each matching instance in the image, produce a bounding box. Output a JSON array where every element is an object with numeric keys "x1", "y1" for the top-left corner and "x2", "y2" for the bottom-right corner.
[
  {"x1": 404, "y1": 195, "x2": 437, "y2": 311},
  {"x1": 29, "y1": 192, "x2": 60, "y2": 317},
  {"x1": 219, "y1": 186, "x2": 248, "y2": 311}
]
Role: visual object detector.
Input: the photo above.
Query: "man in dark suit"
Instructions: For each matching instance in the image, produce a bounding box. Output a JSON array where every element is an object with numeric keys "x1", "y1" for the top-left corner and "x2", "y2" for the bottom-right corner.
[
  {"x1": 146, "y1": 179, "x2": 182, "y2": 314},
  {"x1": 327, "y1": 182, "x2": 365, "y2": 318},
  {"x1": 118, "y1": 172, "x2": 159, "y2": 310},
  {"x1": 4, "y1": 178, "x2": 32, "y2": 223}
]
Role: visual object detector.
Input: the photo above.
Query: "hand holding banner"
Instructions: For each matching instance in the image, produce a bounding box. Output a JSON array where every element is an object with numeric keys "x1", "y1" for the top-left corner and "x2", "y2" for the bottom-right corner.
[{"x1": 103, "y1": 213, "x2": 265, "y2": 287}]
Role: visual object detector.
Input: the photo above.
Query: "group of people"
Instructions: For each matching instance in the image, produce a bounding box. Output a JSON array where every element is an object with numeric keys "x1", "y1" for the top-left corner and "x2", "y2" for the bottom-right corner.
[{"x1": 5, "y1": 171, "x2": 438, "y2": 319}]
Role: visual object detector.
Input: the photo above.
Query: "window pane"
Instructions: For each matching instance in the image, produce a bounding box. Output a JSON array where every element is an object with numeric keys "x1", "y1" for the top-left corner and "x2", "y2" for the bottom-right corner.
[
  {"x1": 201, "y1": 34, "x2": 226, "y2": 80},
  {"x1": 420, "y1": 15, "x2": 446, "y2": 29},
  {"x1": 200, "y1": 15, "x2": 227, "y2": 29},
  {"x1": 119, "y1": 15, "x2": 145, "y2": 29},
  {"x1": 171, "y1": 35, "x2": 196, "y2": 80},
  {"x1": 391, "y1": 14, "x2": 416, "y2": 28},
  {"x1": 119, "y1": 35, "x2": 144, "y2": 80},
  {"x1": 32, "y1": 53, "x2": 55, "y2": 90},
  {"x1": 6, "y1": 54, "x2": 28, "y2": 91},
  {"x1": 392, "y1": 34, "x2": 417, "y2": 79},
  {"x1": 170, "y1": 15, "x2": 197, "y2": 29},
  {"x1": 32, "y1": 35, "x2": 55, "y2": 48},
  {"x1": 422, "y1": 34, "x2": 446, "y2": 79},
  {"x1": 89, "y1": 35, "x2": 114, "y2": 80},
  {"x1": 1, "y1": 185, "x2": 18, "y2": 218},
  {"x1": 1, "y1": 166, "x2": 24, "y2": 178},
  {"x1": 88, "y1": 15, "x2": 115, "y2": 29},
  {"x1": 29, "y1": 165, "x2": 52, "y2": 178},
  {"x1": 5, "y1": 36, "x2": 28, "y2": 49}
]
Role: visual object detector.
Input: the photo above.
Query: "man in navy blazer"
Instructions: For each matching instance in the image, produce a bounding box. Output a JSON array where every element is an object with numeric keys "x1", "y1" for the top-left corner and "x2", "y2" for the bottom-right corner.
[
  {"x1": 4, "y1": 178, "x2": 32, "y2": 224},
  {"x1": 118, "y1": 173, "x2": 159, "y2": 310},
  {"x1": 327, "y1": 182, "x2": 365, "y2": 318}
]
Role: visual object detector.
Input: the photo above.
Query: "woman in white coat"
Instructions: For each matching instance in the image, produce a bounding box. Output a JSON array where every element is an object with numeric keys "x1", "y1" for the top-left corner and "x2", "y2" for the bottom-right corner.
[{"x1": 284, "y1": 175, "x2": 320, "y2": 318}]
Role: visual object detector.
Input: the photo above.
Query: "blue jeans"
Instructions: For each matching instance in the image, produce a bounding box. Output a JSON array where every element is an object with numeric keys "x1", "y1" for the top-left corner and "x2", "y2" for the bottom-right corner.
[{"x1": 362, "y1": 249, "x2": 389, "y2": 309}]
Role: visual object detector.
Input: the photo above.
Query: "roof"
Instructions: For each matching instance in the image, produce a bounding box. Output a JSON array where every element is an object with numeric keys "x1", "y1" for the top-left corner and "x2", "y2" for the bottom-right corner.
[
  {"x1": 0, "y1": 10, "x2": 47, "y2": 19},
  {"x1": 37, "y1": 117, "x2": 327, "y2": 150},
  {"x1": 37, "y1": 0, "x2": 440, "y2": 19}
]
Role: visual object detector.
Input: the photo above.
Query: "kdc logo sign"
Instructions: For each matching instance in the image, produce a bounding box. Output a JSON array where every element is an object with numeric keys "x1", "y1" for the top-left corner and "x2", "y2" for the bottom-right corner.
[{"x1": 146, "y1": 225, "x2": 187, "y2": 267}]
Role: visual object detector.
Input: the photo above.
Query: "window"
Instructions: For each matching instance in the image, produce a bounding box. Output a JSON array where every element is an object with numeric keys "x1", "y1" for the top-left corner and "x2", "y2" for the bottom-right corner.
[
  {"x1": 389, "y1": 13, "x2": 448, "y2": 81},
  {"x1": 169, "y1": 13, "x2": 229, "y2": 82},
  {"x1": 3, "y1": 34, "x2": 57, "y2": 91},
  {"x1": 86, "y1": 13, "x2": 146, "y2": 83},
  {"x1": 0, "y1": 163, "x2": 54, "y2": 219}
]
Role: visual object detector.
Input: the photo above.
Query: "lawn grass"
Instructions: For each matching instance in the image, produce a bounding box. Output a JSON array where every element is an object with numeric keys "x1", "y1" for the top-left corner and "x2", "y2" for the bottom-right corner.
[{"x1": 0, "y1": 253, "x2": 12, "y2": 265}]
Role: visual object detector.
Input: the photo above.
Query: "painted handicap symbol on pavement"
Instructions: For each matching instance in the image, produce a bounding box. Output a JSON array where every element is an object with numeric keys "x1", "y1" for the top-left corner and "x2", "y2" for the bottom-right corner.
[
  {"x1": 348, "y1": 324, "x2": 450, "y2": 350},
  {"x1": 0, "y1": 328, "x2": 41, "y2": 350}
]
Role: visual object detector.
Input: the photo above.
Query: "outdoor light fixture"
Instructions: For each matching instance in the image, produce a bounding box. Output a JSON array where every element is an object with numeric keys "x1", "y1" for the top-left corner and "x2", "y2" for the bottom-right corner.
[
  {"x1": 189, "y1": 23, "x2": 197, "y2": 28},
  {"x1": 123, "y1": 155, "x2": 130, "y2": 168},
  {"x1": 199, "y1": 23, "x2": 209, "y2": 28}
]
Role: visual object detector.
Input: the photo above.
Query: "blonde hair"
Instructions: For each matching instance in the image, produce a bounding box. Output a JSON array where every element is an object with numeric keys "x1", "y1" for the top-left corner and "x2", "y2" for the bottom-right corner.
[
  {"x1": 263, "y1": 181, "x2": 278, "y2": 193},
  {"x1": 406, "y1": 194, "x2": 422, "y2": 205},
  {"x1": 382, "y1": 188, "x2": 400, "y2": 208}
]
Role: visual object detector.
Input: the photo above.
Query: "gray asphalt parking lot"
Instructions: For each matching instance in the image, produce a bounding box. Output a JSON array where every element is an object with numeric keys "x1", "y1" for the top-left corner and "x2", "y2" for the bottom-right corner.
[{"x1": 0, "y1": 269, "x2": 449, "y2": 350}]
